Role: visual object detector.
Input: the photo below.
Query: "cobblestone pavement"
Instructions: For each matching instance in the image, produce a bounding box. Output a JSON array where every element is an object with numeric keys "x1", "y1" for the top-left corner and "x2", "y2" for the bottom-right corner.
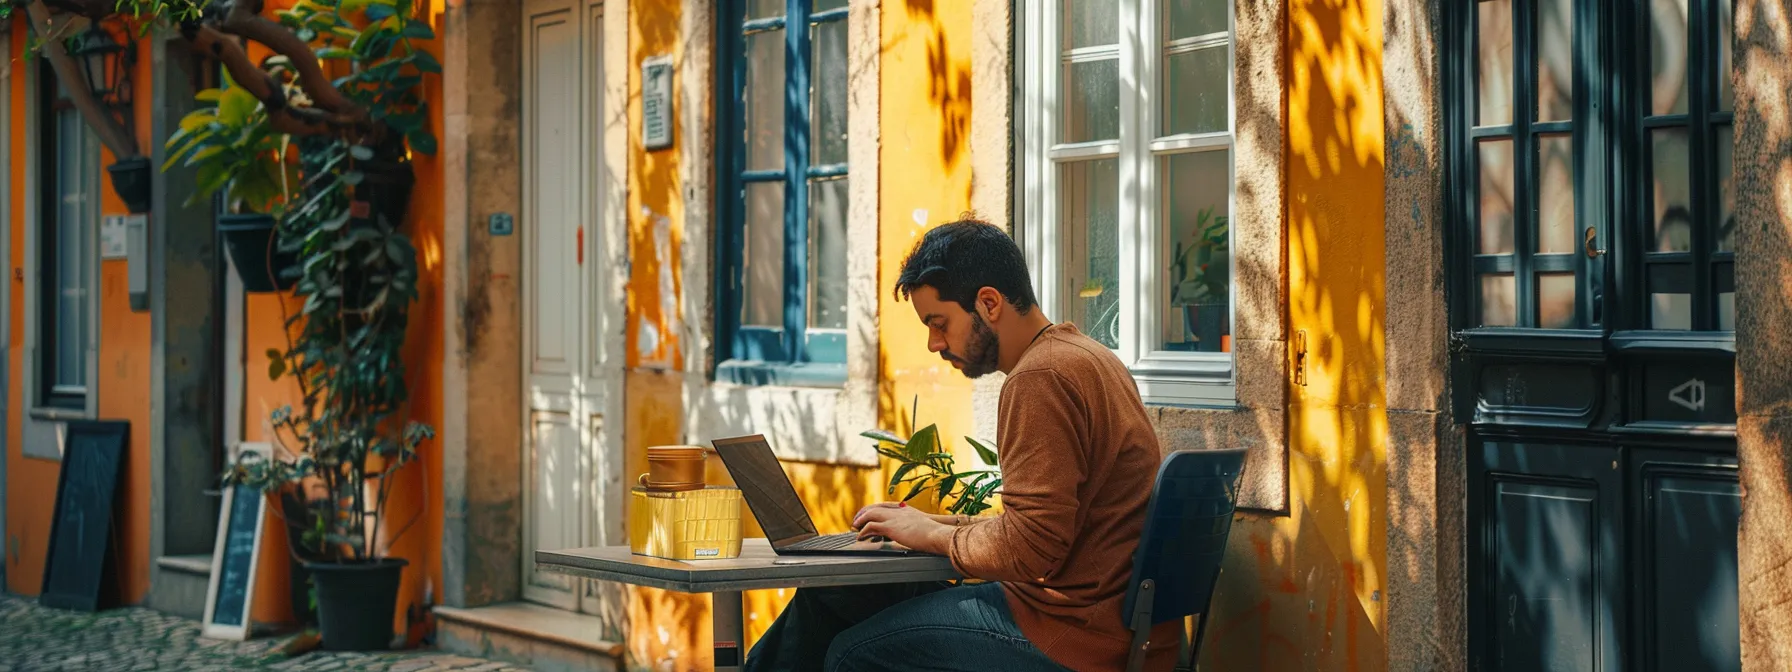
[{"x1": 0, "y1": 595, "x2": 529, "y2": 671}]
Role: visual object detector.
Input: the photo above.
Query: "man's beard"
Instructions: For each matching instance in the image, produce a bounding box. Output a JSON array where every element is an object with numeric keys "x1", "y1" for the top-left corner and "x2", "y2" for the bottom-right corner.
[{"x1": 945, "y1": 313, "x2": 1001, "y2": 378}]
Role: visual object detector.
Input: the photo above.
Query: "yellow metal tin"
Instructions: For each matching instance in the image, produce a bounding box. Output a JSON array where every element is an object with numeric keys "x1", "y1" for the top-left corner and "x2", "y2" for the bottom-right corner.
[{"x1": 628, "y1": 485, "x2": 744, "y2": 560}]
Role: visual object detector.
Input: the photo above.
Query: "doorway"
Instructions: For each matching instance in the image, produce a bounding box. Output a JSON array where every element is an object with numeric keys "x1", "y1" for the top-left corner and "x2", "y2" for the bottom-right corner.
[
  {"x1": 1445, "y1": 0, "x2": 1741, "y2": 668},
  {"x1": 520, "y1": 0, "x2": 618, "y2": 614}
]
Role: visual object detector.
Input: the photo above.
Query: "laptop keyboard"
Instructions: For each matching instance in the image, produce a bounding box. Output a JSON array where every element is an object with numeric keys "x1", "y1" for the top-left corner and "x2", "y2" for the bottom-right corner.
[{"x1": 786, "y1": 532, "x2": 861, "y2": 551}]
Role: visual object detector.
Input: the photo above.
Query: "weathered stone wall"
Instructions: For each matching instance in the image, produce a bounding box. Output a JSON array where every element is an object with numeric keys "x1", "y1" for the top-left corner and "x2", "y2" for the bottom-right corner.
[{"x1": 1734, "y1": 0, "x2": 1792, "y2": 669}]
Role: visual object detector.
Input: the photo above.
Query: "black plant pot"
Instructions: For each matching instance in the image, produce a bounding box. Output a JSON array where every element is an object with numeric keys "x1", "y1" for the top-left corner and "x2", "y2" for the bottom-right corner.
[
  {"x1": 218, "y1": 213, "x2": 298, "y2": 293},
  {"x1": 306, "y1": 557, "x2": 408, "y2": 651},
  {"x1": 355, "y1": 159, "x2": 416, "y2": 227},
  {"x1": 106, "y1": 157, "x2": 153, "y2": 215}
]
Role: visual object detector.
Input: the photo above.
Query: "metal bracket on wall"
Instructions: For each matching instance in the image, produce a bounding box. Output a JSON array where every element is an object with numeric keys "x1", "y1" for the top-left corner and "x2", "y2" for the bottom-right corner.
[{"x1": 1293, "y1": 330, "x2": 1308, "y2": 386}]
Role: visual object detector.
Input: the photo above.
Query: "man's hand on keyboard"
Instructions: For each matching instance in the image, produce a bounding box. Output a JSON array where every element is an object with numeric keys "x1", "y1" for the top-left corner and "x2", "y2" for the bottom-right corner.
[{"x1": 851, "y1": 503, "x2": 954, "y2": 555}]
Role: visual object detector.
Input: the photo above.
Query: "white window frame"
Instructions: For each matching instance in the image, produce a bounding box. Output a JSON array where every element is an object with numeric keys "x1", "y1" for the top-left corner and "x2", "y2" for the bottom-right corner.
[
  {"x1": 1018, "y1": 0, "x2": 1238, "y2": 406},
  {"x1": 22, "y1": 52, "x2": 102, "y2": 461}
]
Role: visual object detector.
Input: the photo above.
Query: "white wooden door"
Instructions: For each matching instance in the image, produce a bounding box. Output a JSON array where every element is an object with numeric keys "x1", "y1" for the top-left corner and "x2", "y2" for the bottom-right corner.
[{"x1": 521, "y1": 0, "x2": 612, "y2": 612}]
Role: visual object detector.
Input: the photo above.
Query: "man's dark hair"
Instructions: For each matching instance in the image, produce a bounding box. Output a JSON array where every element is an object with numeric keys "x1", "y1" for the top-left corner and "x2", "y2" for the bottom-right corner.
[{"x1": 893, "y1": 216, "x2": 1039, "y2": 315}]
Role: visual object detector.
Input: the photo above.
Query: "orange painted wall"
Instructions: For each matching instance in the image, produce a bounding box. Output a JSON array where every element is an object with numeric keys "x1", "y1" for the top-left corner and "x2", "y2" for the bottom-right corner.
[
  {"x1": 6, "y1": 20, "x2": 158, "y2": 603},
  {"x1": 1197, "y1": 0, "x2": 1390, "y2": 669}
]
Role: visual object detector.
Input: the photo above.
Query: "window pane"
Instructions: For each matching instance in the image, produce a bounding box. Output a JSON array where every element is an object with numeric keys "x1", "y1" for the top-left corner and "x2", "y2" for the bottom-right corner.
[
  {"x1": 1164, "y1": 0, "x2": 1226, "y2": 40},
  {"x1": 814, "y1": 0, "x2": 847, "y2": 12},
  {"x1": 811, "y1": 20, "x2": 848, "y2": 166},
  {"x1": 1060, "y1": 158, "x2": 1121, "y2": 349},
  {"x1": 1479, "y1": 139, "x2": 1515, "y2": 254},
  {"x1": 741, "y1": 182, "x2": 785, "y2": 328},
  {"x1": 1537, "y1": 0, "x2": 1573, "y2": 121},
  {"x1": 1480, "y1": 274, "x2": 1516, "y2": 327},
  {"x1": 1651, "y1": 293, "x2": 1692, "y2": 329},
  {"x1": 1719, "y1": 292, "x2": 1735, "y2": 330},
  {"x1": 745, "y1": 29, "x2": 785, "y2": 171},
  {"x1": 1651, "y1": 127, "x2": 1692, "y2": 252},
  {"x1": 54, "y1": 109, "x2": 88, "y2": 390},
  {"x1": 1718, "y1": 0, "x2": 1733, "y2": 111},
  {"x1": 1651, "y1": 0, "x2": 1689, "y2": 115},
  {"x1": 1716, "y1": 124, "x2": 1735, "y2": 252},
  {"x1": 1162, "y1": 47, "x2": 1228, "y2": 136},
  {"x1": 747, "y1": 0, "x2": 783, "y2": 20},
  {"x1": 1063, "y1": 0, "x2": 1117, "y2": 48},
  {"x1": 1160, "y1": 150, "x2": 1231, "y2": 353},
  {"x1": 808, "y1": 177, "x2": 848, "y2": 329},
  {"x1": 1538, "y1": 272, "x2": 1576, "y2": 328},
  {"x1": 1537, "y1": 134, "x2": 1575, "y2": 254},
  {"x1": 1061, "y1": 58, "x2": 1120, "y2": 143},
  {"x1": 1478, "y1": 0, "x2": 1514, "y2": 126}
]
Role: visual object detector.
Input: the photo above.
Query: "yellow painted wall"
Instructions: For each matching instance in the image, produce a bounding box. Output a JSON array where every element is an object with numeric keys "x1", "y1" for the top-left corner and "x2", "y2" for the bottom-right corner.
[{"x1": 1199, "y1": 0, "x2": 1389, "y2": 669}]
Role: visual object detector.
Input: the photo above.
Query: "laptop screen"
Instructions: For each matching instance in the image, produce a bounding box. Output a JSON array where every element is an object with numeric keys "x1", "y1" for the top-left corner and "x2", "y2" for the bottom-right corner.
[{"x1": 711, "y1": 435, "x2": 819, "y2": 544}]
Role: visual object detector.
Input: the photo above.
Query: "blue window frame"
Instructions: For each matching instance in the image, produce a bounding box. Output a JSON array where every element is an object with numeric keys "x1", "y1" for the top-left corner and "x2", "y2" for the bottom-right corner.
[{"x1": 716, "y1": 0, "x2": 850, "y2": 386}]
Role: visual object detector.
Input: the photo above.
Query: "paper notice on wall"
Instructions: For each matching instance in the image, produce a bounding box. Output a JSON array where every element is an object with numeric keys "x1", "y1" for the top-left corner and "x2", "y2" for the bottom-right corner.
[{"x1": 101, "y1": 215, "x2": 128, "y2": 260}]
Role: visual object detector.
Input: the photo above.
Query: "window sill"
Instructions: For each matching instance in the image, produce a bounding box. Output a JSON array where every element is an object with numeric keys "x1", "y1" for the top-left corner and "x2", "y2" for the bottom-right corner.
[
  {"x1": 29, "y1": 406, "x2": 86, "y2": 422},
  {"x1": 714, "y1": 360, "x2": 848, "y2": 389}
]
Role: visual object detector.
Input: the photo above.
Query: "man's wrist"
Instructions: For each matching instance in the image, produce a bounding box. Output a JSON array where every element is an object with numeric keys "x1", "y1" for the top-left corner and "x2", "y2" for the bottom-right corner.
[{"x1": 923, "y1": 521, "x2": 957, "y2": 555}]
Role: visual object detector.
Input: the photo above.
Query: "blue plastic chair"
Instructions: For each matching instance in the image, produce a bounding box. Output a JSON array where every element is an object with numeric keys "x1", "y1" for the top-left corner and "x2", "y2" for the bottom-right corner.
[{"x1": 1123, "y1": 448, "x2": 1247, "y2": 672}]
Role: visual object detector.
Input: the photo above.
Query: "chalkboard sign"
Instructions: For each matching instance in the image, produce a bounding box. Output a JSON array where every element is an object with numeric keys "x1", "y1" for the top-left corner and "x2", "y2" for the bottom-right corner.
[
  {"x1": 39, "y1": 420, "x2": 129, "y2": 612},
  {"x1": 202, "y1": 443, "x2": 270, "y2": 640}
]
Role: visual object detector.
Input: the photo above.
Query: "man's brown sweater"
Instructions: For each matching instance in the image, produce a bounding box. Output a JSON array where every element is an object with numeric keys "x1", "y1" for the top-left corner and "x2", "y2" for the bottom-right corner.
[{"x1": 947, "y1": 323, "x2": 1181, "y2": 672}]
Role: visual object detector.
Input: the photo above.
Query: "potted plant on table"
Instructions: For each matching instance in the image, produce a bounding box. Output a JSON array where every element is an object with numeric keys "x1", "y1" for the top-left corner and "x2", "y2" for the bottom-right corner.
[
  {"x1": 1168, "y1": 206, "x2": 1230, "y2": 352},
  {"x1": 861, "y1": 399, "x2": 1003, "y2": 516}
]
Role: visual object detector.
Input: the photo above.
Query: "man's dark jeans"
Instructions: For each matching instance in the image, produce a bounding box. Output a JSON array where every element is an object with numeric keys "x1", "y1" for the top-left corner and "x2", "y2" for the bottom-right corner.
[{"x1": 742, "y1": 580, "x2": 1070, "y2": 671}]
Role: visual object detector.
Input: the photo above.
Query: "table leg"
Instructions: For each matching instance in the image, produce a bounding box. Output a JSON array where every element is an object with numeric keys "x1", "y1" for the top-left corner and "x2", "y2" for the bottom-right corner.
[{"x1": 713, "y1": 590, "x2": 745, "y2": 671}]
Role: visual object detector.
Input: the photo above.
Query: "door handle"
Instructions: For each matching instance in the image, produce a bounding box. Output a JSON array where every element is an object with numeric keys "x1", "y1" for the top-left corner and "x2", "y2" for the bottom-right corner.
[{"x1": 1584, "y1": 227, "x2": 1605, "y2": 259}]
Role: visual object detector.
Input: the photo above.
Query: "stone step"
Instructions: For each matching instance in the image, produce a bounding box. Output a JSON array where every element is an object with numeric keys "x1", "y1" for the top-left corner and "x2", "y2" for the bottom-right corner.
[
  {"x1": 146, "y1": 554, "x2": 214, "y2": 622},
  {"x1": 435, "y1": 602, "x2": 625, "y2": 672}
]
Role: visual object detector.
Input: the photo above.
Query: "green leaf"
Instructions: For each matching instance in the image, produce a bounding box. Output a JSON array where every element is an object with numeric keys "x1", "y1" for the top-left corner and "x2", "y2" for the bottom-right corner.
[
  {"x1": 936, "y1": 474, "x2": 958, "y2": 504},
  {"x1": 195, "y1": 88, "x2": 225, "y2": 103},
  {"x1": 965, "y1": 436, "x2": 999, "y2": 466},
  {"x1": 902, "y1": 479, "x2": 932, "y2": 502},
  {"x1": 350, "y1": 145, "x2": 375, "y2": 160},
  {"x1": 861, "y1": 429, "x2": 907, "y2": 446},
  {"x1": 411, "y1": 50, "x2": 442, "y2": 73},
  {"x1": 401, "y1": 19, "x2": 435, "y2": 40},
  {"x1": 406, "y1": 129, "x2": 437, "y2": 155},
  {"x1": 886, "y1": 462, "x2": 921, "y2": 494},
  {"x1": 363, "y1": 1, "x2": 394, "y2": 18},
  {"x1": 268, "y1": 353, "x2": 287, "y2": 380},
  {"x1": 218, "y1": 86, "x2": 259, "y2": 127},
  {"x1": 904, "y1": 425, "x2": 938, "y2": 462},
  {"x1": 342, "y1": 171, "x2": 366, "y2": 186},
  {"x1": 873, "y1": 447, "x2": 909, "y2": 463},
  {"x1": 317, "y1": 46, "x2": 355, "y2": 60}
]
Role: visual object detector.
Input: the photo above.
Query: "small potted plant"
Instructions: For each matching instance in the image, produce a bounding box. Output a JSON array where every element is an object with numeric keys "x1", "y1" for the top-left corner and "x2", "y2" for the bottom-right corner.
[
  {"x1": 1168, "y1": 207, "x2": 1230, "y2": 352},
  {"x1": 862, "y1": 398, "x2": 1003, "y2": 516},
  {"x1": 163, "y1": 76, "x2": 303, "y2": 292}
]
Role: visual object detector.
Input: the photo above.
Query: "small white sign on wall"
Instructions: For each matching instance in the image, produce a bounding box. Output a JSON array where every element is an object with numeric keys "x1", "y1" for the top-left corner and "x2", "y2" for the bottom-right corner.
[
  {"x1": 642, "y1": 55, "x2": 674, "y2": 151},
  {"x1": 100, "y1": 215, "x2": 130, "y2": 260}
]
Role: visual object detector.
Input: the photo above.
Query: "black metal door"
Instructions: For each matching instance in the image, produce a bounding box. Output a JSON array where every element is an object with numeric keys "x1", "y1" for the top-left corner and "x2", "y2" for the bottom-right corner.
[{"x1": 1445, "y1": 0, "x2": 1741, "y2": 669}]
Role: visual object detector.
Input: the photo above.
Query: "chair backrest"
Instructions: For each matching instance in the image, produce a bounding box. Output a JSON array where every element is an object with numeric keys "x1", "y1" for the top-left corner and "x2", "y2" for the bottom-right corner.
[{"x1": 1122, "y1": 448, "x2": 1247, "y2": 627}]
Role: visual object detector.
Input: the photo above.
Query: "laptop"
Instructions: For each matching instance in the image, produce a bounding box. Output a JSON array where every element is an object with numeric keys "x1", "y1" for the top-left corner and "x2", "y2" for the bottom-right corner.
[{"x1": 711, "y1": 434, "x2": 926, "y2": 556}]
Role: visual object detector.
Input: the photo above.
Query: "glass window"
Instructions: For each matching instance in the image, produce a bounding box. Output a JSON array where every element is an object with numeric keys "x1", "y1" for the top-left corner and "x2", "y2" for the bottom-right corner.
[
  {"x1": 38, "y1": 62, "x2": 93, "y2": 406},
  {"x1": 719, "y1": 0, "x2": 850, "y2": 379},
  {"x1": 1023, "y1": 0, "x2": 1237, "y2": 404}
]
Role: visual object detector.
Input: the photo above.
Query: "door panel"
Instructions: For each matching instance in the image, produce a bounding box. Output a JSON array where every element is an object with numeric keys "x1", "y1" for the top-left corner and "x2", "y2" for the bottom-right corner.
[
  {"x1": 526, "y1": 411, "x2": 580, "y2": 605},
  {"x1": 1472, "y1": 442, "x2": 1624, "y2": 672},
  {"x1": 523, "y1": 0, "x2": 613, "y2": 612},
  {"x1": 1634, "y1": 451, "x2": 1741, "y2": 672}
]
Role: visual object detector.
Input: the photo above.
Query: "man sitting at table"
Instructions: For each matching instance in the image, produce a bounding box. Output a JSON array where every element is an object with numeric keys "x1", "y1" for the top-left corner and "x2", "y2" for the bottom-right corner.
[{"x1": 742, "y1": 217, "x2": 1182, "y2": 672}]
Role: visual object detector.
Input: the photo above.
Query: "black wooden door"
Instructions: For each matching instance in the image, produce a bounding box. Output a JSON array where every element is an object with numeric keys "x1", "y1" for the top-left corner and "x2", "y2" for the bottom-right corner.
[{"x1": 1445, "y1": 0, "x2": 1741, "y2": 668}]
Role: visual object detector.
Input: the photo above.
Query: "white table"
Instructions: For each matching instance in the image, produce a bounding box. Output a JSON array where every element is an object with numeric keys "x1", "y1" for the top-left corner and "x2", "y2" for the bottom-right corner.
[{"x1": 536, "y1": 539, "x2": 962, "y2": 670}]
